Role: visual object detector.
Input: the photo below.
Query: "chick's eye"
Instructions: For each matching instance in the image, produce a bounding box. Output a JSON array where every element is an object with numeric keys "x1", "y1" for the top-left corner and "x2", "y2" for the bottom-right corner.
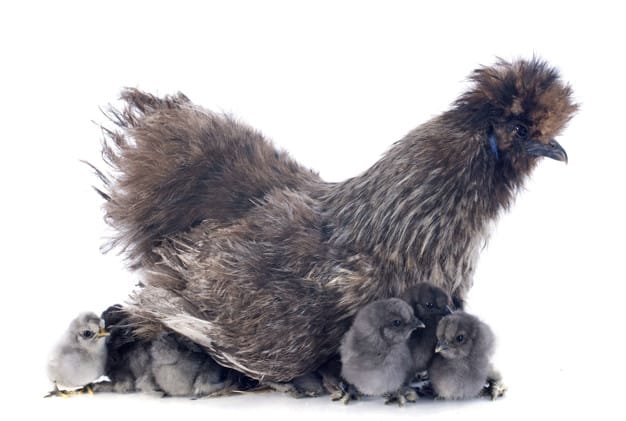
[
  {"x1": 513, "y1": 124, "x2": 529, "y2": 140},
  {"x1": 425, "y1": 302, "x2": 434, "y2": 309},
  {"x1": 456, "y1": 334, "x2": 465, "y2": 343},
  {"x1": 392, "y1": 320, "x2": 403, "y2": 327},
  {"x1": 82, "y1": 330, "x2": 94, "y2": 338}
]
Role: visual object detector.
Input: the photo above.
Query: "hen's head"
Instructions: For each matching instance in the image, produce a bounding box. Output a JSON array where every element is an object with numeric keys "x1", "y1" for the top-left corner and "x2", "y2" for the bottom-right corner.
[{"x1": 454, "y1": 58, "x2": 578, "y2": 173}]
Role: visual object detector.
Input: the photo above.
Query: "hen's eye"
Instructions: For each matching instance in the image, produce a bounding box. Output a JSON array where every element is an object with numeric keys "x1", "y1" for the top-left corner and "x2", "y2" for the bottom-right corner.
[
  {"x1": 513, "y1": 124, "x2": 529, "y2": 140},
  {"x1": 82, "y1": 330, "x2": 94, "y2": 338},
  {"x1": 456, "y1": 334, "x2": 465, "y2": 343},
  {"x1": 392, "y1": 320, "x2": 403, "y2": 327},
  {"x1": 425, "y1": 302, "x2": 434, "y2": 309}
]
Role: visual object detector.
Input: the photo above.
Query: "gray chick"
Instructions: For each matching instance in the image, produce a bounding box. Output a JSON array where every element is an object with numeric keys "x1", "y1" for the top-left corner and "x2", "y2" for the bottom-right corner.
[
  {"x1": 428, "y1": 311, "x2": 495, "y2": 400},
  {"x1": 46, "y1": 312, "x2": 109, "y2": 395},
  {"x1": 150, "y1": 332, "x2": 229, "y2": 397},
  {"x1": 402, "y1": 283, "x2": 453, "y2": 376},
  {"x1": 338, "y1": 298, "x2": 424, "y2": 404}
]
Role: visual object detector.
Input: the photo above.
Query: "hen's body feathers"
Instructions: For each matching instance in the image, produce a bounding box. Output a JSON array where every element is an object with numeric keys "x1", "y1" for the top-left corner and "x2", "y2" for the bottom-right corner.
[
  {"x1": 100, "y1": 89, "x2": 320, "y2": 269},
  {"x1": 94, "y1": 59, "x2": 577, "y2": 382}
]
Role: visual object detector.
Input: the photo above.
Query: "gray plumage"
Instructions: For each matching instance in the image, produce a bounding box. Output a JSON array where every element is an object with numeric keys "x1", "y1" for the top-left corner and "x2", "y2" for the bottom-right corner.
[
  {"x1": 91, "y1": 58, "x2": 577, "y2": 382},
  {"x1": 428, "y1": 312, "x2": 495, "y2": 400},
  {"x1": 150, "y1": 333, "x2": 228, "y2": 397},
  {"x1": 339, "y1": 298, "x2": 424, "y2": 397},
  {"x1": 47, "y1": 312, "x2": 108, "y2": 389},
  {"x1": 402, "y1": 282, "x2": 453, "y2": 374}
]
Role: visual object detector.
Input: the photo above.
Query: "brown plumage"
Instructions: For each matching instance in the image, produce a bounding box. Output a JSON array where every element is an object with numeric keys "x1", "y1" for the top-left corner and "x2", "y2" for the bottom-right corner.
[{"x1": 93, "y1": 58, "x2": 577, "y2": 382}]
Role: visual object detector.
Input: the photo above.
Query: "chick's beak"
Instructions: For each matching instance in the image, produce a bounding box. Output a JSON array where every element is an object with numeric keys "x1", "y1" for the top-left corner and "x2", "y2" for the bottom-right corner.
[
  {"x1": 412, "y1": 317, "x2": 426, "y2": 330},
  {"x1": 97, "y1": 327, "x2": 110, "y2": 338},
  {"x1": 435, "y1": 342, "x2": 449, "y2": 353},
  {"x1": 524, "y1": 139, "x2": 568, "y2": 163},
  {"x1": 442, "y1": 305, "x2": 453, "y2": 316}
]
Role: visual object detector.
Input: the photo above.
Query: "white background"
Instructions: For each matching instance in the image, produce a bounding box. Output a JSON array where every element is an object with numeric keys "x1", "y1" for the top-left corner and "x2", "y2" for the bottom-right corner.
[{"x1": 1, "y1": 1, "x2": 624, "y2": 419}]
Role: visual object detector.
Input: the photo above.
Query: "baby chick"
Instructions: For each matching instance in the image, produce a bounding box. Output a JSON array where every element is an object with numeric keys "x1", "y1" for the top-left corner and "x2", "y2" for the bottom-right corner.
[
  {"x1": 402, "y1": 283, "x2": 453, "y2": 376},
  {"x1": 338, "y1": 298, "x2": 424, "y2": 405},
  {"x1": 150, "y1": 332, "x2": 229, "y2": 397},
  {"x1": 428, "y1": 311, "x2": 496, "y2": 400},
  {"x1": 46, "y1": 312, "x2": 109, "y2": 396}
]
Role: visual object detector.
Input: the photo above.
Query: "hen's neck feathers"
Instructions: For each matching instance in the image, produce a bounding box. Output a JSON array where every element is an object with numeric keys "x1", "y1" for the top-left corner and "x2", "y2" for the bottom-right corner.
[{"x1": 323, "y1": 113, "x2": 529, "y2": 295}]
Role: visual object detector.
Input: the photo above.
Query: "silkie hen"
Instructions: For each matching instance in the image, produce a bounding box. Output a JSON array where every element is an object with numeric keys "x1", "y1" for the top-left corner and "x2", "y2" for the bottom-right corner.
[{"x1": 94, "y1": 58, "x2": 577, "y2": 382}]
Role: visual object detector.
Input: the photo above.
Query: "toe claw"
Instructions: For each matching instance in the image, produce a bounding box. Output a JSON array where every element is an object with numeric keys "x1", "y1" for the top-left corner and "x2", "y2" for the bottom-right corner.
[
  {"x1": 482, "y1": 378, "x2": 507, "y2": 400},
  {"x1": 331, "y1": 382, "x2": 359, "y2": 404},
  {"x1": 490, "y1": 382, "x2": 507, "y2": 400},
  {"x1": 384, "y1": 386, "x2": 417, "y2": 406}
]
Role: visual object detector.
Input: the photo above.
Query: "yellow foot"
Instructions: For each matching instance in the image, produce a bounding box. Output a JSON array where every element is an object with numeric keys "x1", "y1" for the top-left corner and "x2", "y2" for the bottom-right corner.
[
  {"x1": 44, "y1": 384, "x2": 95, "y2": 398},
  {"x1": 44, "y1": 388, "x2": 75, "y2": 398},
  {"x1": 76, "y1": 384, "x2": 95, "y2": 395},
  {"x1": 330, "y1": 382, "x2": 360, "y2": 405}
]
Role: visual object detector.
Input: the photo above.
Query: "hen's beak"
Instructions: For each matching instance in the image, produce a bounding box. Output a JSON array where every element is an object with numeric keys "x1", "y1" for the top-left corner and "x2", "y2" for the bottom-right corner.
[
  {"x1": 97, "y1": 327, "x2": 110, "y2": 338},
  {"x1": 525, "y1": 139, "x2": 568, "y2": 163}
]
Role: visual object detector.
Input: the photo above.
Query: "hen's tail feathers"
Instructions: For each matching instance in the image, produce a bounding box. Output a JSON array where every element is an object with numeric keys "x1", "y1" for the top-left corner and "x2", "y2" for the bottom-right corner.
[{"x1": 93, "y1": 88, "x2": 318, "y2": 269}]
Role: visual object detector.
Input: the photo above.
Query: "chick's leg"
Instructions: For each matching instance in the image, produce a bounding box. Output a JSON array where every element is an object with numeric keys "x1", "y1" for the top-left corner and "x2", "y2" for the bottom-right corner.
[
  {"x1": 44, "y1": 383, "x2": 67, "y2": 398},
  {"x1": 330, "y1": 381, "x2": 360, "y2": 404},
  {"x1": 44, "y1": 383, "x2": 94, "y2": 398},
  {"x1": 383, "y1": 385, "x2": 419, "y2": 406},
  {"x1": 482, "y1": 366, "x2": 507, "y2": 400}
]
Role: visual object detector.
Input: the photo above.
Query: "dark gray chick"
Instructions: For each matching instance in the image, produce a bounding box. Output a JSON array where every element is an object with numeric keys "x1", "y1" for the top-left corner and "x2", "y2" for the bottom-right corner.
[
  {"x1": 402, "y1": 282, "x2": 453, "y2": 376},
  {"x1": 428, "y1": 312, "x2": 495, "y2": 400},
  {"x1": 46, "y1": 312, "x2": 109, "y2": 396},
  {"x1": 92, "y1": 304, "x2": 156, "y2": 394},
  {"x1": 338, "y1": 298, "x2": 424, "y2": 405}
]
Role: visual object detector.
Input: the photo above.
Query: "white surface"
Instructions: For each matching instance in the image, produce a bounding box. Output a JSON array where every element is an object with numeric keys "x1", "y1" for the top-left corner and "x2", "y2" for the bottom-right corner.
[{"x1": 1, "y1": 1, "x2": 624, "y2": 419}]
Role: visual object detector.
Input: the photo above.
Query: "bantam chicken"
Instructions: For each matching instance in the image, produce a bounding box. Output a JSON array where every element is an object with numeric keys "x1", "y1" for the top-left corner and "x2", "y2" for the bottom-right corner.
[{"x1": 94, "y1": 58, "x2": 577, "y2": 382}]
